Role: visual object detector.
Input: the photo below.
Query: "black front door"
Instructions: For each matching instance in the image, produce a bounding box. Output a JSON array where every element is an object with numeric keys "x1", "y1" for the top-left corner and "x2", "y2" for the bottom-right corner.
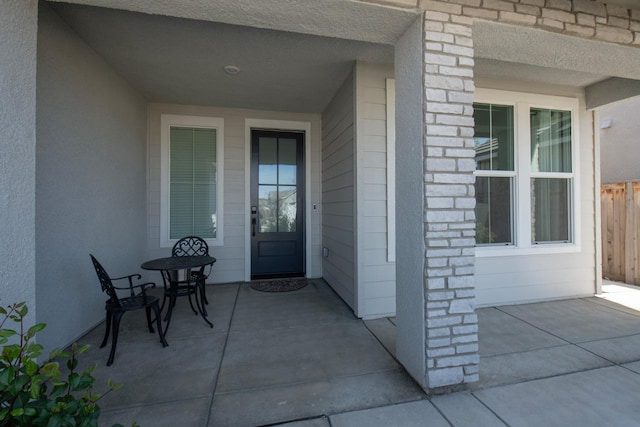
[{"x1": 250, "y1": 130, "x2": 305, "y2": 279}]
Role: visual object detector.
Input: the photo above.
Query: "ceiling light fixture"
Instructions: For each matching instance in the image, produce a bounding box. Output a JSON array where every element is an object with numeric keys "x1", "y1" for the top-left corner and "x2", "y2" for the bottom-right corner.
[{"x1": 223, "y1": 65, "x2": 240, "y2": 75}]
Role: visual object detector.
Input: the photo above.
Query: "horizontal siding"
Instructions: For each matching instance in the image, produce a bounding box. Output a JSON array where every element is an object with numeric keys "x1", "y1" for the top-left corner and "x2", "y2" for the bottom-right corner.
[
  {"x1": 147, "y1": 103, "x2": 322, "y2": 282},
  {"x1": 355, "y1": 62, "x2": 396, "y2": 318},
  {"x1": 322, "y1": 70, "x2": 356, "y2": 309},
  {"x1": 474, "y1": 84, "x2": 597, "y2": 307}
]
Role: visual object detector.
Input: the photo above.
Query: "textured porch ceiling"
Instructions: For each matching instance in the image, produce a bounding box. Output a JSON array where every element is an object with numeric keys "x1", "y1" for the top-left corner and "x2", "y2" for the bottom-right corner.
[
  {"x1": 48, "y1": 2, "x2": 400, "y2": 113},
  {"x1": 48, "y1": 1, "x2": 640, "y2": 112}
]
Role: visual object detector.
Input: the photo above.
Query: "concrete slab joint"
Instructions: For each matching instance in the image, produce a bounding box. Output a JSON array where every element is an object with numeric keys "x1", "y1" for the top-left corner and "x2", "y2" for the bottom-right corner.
[{"x1": 422, "y1": 4, "x2": 479, "y2": 393}]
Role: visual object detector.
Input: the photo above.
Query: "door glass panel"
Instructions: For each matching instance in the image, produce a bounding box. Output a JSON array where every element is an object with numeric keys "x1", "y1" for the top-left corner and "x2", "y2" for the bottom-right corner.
[
  {"x1": 256, "y1": 135, "x2": 300, "y2": 233},
  {"x1": 278, "y1": 138, "x2": 297, "y2": 185},
  {"x1": 259, "y1": 164, "x2": 277, "y2": 184},
  {"x1": 259, "y1": 138, "x2": 277, "y2": 184},
  {"x1": 258, "y1": 185, "x2": 278, "y2": 232},
  {"x1": 278, "y1": 186, "x2": 297, "y2": 232},
  {"x1": 279, "y1": 165, "x2": 296, "y2": 185}
]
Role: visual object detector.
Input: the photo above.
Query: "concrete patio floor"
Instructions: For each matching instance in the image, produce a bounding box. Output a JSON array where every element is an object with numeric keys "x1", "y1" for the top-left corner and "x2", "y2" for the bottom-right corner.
[{"x1": 77, "y1": 279, "x2": 640, "y2": 426}]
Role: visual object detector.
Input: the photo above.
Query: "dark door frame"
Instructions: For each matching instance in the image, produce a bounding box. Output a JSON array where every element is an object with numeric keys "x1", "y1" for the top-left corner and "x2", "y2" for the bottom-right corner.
[
  {"x1": 244, "y1": 119, "x2": 312, "y2": 282},
  {"x1": 250, "y1": 129, "x2": 305, "y2": 279}
]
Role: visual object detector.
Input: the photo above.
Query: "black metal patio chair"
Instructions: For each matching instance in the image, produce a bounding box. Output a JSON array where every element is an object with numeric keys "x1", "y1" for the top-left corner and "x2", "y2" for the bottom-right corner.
[
  {"x1": 90, "y1": 254, "x2": 168, "y2": 366},
  {"x1": 172, "y1": 236, "x2": 216, "y2": 312}
]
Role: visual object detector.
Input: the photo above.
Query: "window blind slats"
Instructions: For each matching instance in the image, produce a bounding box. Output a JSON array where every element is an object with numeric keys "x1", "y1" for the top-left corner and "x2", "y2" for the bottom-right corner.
[{"x1": 169, "y1": 126, "x2": 217, "y2": 239}]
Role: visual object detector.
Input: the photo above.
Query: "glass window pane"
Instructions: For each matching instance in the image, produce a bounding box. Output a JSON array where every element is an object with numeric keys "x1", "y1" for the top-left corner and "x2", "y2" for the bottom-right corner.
[
  {"x1": 474, "y1": 103, "x2": 514, "y2": 171},
  {"x1": 169, "y1": 126, "x2": 217, "y2": 239},
  {"x1": 259, "y1": 165, "x2": 277, "y2": 184},
  {"x1": 531, "y1": 108, "x2": 572, "y2": 173},
  {"x1": 259, "y1": 138, "x2": 277, "y2": 164},
  {"x1": 259, "y1": 185, "x2": 278, "y2": 232},
  {"x1": 531, "y1": 178, "x2": 570, "y2": 243},
  {"x1": 278, "y1": 165, "x2": 296, "y2": 185},
  {"x1": 279, "y1": 138, "x2": 297, "y2": 165},
  {"x1": 278, "y1": 186, "x2": 297, "y2": 232},
  {"x1": 259, "y1": 137, "x2": 277, "y2": 184},
  {"x1": 475, "y1": 176, "x2": 513, "y2": 245}
]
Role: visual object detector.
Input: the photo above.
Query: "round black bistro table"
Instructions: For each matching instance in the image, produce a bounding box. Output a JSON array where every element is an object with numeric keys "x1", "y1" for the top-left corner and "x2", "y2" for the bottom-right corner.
[
  {"x1": 141, "y1": 255, "x2": 216, "y2": 272},
  {"x1": 141, "y1": 255, "x2": 216, "y2": 333}
]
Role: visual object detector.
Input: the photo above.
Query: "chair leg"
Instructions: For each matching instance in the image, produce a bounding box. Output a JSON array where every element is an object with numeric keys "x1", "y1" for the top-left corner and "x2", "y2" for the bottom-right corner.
[
  {"x1": 145, "y1": 306, "x2": 154, "y2": 333},
  {"x1": 106, "y1": 312, "x2": 123, "y2": 366},
  {"x1": 100, "y1": 311, "x2": 112, "y2": 349},
  {"x1": 159, "y1": 293, "x2": 168, "y2": 316},
  {"x1": 163, "y1": 294, "x2": 178, "y2": 335},
  {"x1": 164, "y1": 293, "x2": 177, "y2": 321},
  {"x1": 198, "y1": 282, "x2": 208, "y2": 316},
  {"x1": 151, "y1": 302, "x2": 169, "y2": 348},
  {"x1": 201, "y1": 277, "x2": 209, "y2": 305}
]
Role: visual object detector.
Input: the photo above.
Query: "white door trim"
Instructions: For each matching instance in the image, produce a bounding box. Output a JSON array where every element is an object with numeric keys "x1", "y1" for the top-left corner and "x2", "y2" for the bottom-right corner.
[{"x1": 244, "y1": 119, "x2": 312, "y2": 282}]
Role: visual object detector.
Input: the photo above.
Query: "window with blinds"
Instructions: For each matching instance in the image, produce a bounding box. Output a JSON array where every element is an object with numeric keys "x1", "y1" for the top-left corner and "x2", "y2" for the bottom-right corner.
[
  {"x1": 169, "y1": 127, "x2": 217, "y2": 239},
  {"x1": 160, "y1": 115, "x2": 224, "y2": 247}
]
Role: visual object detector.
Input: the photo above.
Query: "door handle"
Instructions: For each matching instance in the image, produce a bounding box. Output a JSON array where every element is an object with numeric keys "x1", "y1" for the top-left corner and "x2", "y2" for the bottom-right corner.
[{"x1": 252, "y1": 217, "x2": 256, "y2": 237}]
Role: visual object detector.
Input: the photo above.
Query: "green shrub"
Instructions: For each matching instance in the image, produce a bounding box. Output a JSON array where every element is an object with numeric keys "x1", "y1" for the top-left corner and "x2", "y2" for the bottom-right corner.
[{"x1": 0, "y1": 302, "x2": 124, "y2": 426}]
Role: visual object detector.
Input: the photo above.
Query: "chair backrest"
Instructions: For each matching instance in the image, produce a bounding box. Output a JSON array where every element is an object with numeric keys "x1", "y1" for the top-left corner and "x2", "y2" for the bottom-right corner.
[
  {"x1": 172, "y1": 236, "x2": 209, "y2": 257},
  {"x1": 90, "y1": 254, "x2": 121, "y2": 307}
]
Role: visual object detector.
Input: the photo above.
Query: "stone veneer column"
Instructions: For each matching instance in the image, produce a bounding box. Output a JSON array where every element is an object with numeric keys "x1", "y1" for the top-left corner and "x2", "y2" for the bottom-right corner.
[{"x1": 422, "y1": 4, "x2": 479, "y2": 390}]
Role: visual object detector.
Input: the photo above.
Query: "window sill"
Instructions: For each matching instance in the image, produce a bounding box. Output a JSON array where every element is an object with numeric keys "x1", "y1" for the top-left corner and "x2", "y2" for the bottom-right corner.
[{"x1": 475, "y1": 243, "x2": 581, "y2": 258}]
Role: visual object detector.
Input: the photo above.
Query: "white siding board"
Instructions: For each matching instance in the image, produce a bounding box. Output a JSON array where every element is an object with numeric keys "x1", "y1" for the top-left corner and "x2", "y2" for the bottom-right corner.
[
  {"x1": 322, "y1": 70, "x2": 356, "y2": 309},
  {"x1": 364, "y1": 168, "x2": 387, "y2": 184},
  {"x1": 363, "y1": 184, "x2": 387, "y2": 200},
  {"x1": 363, "y1": 248, "x2": 389, "y2": 265},
  {"x1": 364, "y1": 151, "x2": 387, "y2": 165},
  {"x1": 147, "y1": 103, "x2": 322, "y2": 282},
  {"x1": 364, "y1": 200, "x2": 386, "y2": 213},
  {"x1": 363, "y1": 103, "x2": 386, "y2": 119},
  {"x1": 363, "y1": 119, "x2": 386, "y2": 136},
  {"x1": 364, "y1": 281, "x2": 396, "y2": 299},
  {"x1": 322, "y1": 186, "x2": 354, "y2": 202},
  {"x1": 474, "y1": 83, "x2": 597, "y2": 306},
  {"x1": 362, "y1": 298, "x2": 396, "y2": 319},
  {"x1": 355, "y1": 62, "x2": 396, "y2": 319},
  {"x1": 364, "y1": 217, "x2": 387, "y2": 232},
  {"x1": 364, "y1": 233, "x2": 388, "y2": 250}
]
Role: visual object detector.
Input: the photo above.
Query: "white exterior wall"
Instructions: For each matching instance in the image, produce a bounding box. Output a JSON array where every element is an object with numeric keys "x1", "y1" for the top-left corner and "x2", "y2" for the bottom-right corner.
[
  {"x1": 36, "y1": 3, "x2": 148, "y2": 351},
  {"x1": 394, "y1": 16, "x2": 427, "y2": 386},
  {"x1": 355, "y1": 62, "x2": 396, "y2": 318},
  {"x1": 474, "y1": 79, "x2": 597, "y2": 307},
  {"x1": 321, "y1": 71, "x2": 356, "y2": 308},
  {"x1": 147, "y1": 104, "x2": 322, "y2": 282},
  {"x1": 599, "y1": 97, "x2": 640, "y2": 184},
  {"x1": 0, "y1": 1, "x2": 37, "y2": 326}
]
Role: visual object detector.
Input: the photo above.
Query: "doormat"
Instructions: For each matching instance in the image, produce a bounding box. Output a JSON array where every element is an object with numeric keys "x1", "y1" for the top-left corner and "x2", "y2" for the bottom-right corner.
[{"x1": 250, "y1": 278, "x2": 308, "y2": 293}]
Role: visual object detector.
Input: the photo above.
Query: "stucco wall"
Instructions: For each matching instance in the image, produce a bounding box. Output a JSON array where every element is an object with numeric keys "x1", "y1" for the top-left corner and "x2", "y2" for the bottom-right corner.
[
  {"x1": 394, "y1": 16, "x2": 427, "y2": 389},
  {"x1": 0, "y1": 1, "x2": 38, "y2": 325},
  {"x1": 36, "y1": 3, "x2": 148, "y2": 351},
  {"x1": 599, "y1": 96, "x2": 640, "y2": 184}
]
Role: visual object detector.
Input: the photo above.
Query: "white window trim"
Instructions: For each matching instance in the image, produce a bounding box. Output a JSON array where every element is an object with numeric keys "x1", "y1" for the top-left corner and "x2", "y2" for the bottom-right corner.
[
  {"x1": 386, "y1": 78, "x2": 396, "y2": 263},
  {"x1": 474, "y1": 88, "x2": 581, "y2": 257},
  {"x1": 160, "y1": 114, "x2": 224, "y2": 248}
]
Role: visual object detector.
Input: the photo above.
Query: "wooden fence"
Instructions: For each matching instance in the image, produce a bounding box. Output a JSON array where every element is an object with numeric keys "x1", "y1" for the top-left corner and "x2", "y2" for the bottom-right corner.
[{"x1": 601, "y1": 182, "x2": 640, "y2": 285}]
